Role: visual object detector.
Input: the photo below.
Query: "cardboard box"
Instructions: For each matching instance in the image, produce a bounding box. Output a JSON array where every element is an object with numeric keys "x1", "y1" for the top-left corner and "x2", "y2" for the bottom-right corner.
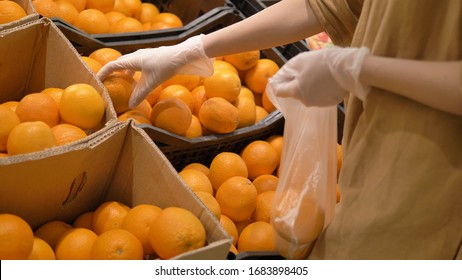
[
  {"x1": 0, "y1": 0, "x2": 39, "y2": 31},
  {"x1": 0, "y1": 121, "x2": 232, "y2": 260}
]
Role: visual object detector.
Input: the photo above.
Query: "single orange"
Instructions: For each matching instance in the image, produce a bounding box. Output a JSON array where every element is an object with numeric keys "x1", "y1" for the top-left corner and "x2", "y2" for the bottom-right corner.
[
  {"x1": 64, "y1": 0, "x2": 86, "y2": 12},
  {"x1": 255, "y1": 105, "x2": 269, "y2": 123},
  {"x1": 0, "y1": 213, "x2": 34, "y2": 260},
  {"x1": 27, "y1": 237, "x2": 56, "y2": 260},
  {"x1": 15, "y1": 93, "x2": 61, "y2": 127},
  {"x1": 179, "y1": 168, "x2": 213, "y2": 194},
  {"x1": 184, "y1": 114, "x2": 203, "y2": 138},
  {"x1": 34, "y1": 220, "x2": 73, "y2": 250},
  {"x1": 105, "y1": 10, "x2": 126, "y2": 25},
  {"x1": 81, "y1": 56, "x2": 103, "y2": 74},
  {"x1": 145, "y1": 84, "x2": 163, "y2": 106},
  {"x1": 51, "y1": 123, "x2": 87, "y2": 146},
  {"x1": 252, "y1": 190, "x2": 276, "y2": 223},
  {"x1": 203, "y1": 69, "x2": 241, "y2": 103},
  {"x1": 90, "y1": 228, "x2": 144, "y2": 260},
  {"x1": 72, "y1": 211, "x2": 94, "y2": 230},
  {"x1": 266, "y1": 135, "x2": 283, "y2": 166},
  {"x1": 234, "y1": 93, "x2": 256, "y2": 128},
  {"x1": 55, "y1": 228, "x2": 98, "y2": 260},
  {"x1": 262, "y1": 89, "x2": 276, "y2": 113},
  {"x1": 149, "y1": 207, "x2": 206, "y2": 259},
  {"x1": 138, "y1": 2, "x2": 159, "y2": 23},
  {"x1": 133, "y1": 99, "x2": 152, "y2": 119},
  {"x1": 41, "y1": 87, "x2": 64, "y2": 106},
  {"x1": 150, "y1": 98, "x2": 192, "y2": 135},
  {"x1": 1, "y1": 100, "x2": 19, "y2": 112},
  {"x1": 219, "y1": 215, "x2": 238, "y2": 246},
  {"x1": 73, "y1": 8, "x2": 110, "y2": 34},
  {"x1": 150, "y1": 12, "x2": 182, "y2": 28},
  {"x1": 157, "y1": 84, "x2": 195, "y2": 113},
  {"x1": 92, "y1": 200, "x2": 131, "y2": 235},
  {"x1": 215, "y1": 176, "x2": 258, "y2": 222},
  {"x1": 244, "y1": 58, "x2": 280, "y2": 94},
  {"x1": 112, "y1": 0, "x2": 142, "y2": 18},
  {"x1": 118, "y1": 110, "x2": 152, "y2": 125},
  {"x1": 237, "y1": 221, "x2": 276, "y2": 252},
  {"x1": 0, "y1": 106, "x2": 20, "y2": 153},
  {"x1": 32, "y1": 0, "x2": 59, "y2": 18},
  {"x1": 85, "y1": 0, "x2": 115, "y2": 13},
  {"x1": 252, "y1": 174, "x2": 279, "y2": 194},
  {"x1": 207, "y1": 152, "x2": 248, "y2": 191},
  {"x1": 190, "y1": 85, "x2": 207, "y2": 116},
  {"x1": 162, "y1": 74, "x2": 201, "y2": 91},
  {"x1": 213, "y1": 60, "x2": 238, "y2": 75},
  {"x1": 103, "y1": 71, "x2": 136, "y2": 114},
  {"x1": 224, "y1": 50, "x2": 260, "y2": 71},
  {"x1": 240, "y1": 140, "x2": 279, "y2": 180},
  {"x1": 110, "y1": 16, "x2": 143, "y2": 33},
  {"x1": 238, "y1": 86, "x2": 255, "y2": 101},
  {"x1": 182, "y1": 162, "x2": 210, "y2": 176},
  {"x1": 55, "y1": 0, "x2": 79, "y2": 24},
  {"x1": 0, "y1": 1, "x2": 27, "y2": 24},
  {"x1": 194, "y1": 191, "x2": 221, "y2": 220},
  {"x1": 6, "y1": 121, "x2": 57, "y2": 155},
  {"x1": 198, "y1": 97, "x2": 240, "y2": 134},
  {"x1": 89, "y1": 47, "x2": 122, "y2": 66},
  {"x1": 122, "y1": 204, "x2": 162, "y2": 255}
]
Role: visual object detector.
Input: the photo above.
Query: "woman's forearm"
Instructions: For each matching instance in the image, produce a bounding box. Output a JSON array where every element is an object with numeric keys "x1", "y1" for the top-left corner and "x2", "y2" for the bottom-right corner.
[
  {"x1": 203, "y1": 0, "x2": 323, "y2": 58},
  {"x1": 360, "y1": 56, "x2": 462, "y2": 116}
]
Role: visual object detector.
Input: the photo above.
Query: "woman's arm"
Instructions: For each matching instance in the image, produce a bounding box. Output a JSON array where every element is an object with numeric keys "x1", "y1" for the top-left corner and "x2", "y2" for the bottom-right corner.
[
  {"x1": 203, "y1": 0, "x2": 323, "y2": 57},
  {"x1": 360, "y1": 56, "x2": 462, "y2": 117}
]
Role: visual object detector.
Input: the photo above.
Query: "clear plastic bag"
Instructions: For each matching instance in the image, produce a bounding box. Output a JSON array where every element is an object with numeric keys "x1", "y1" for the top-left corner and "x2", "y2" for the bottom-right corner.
[{"x1": 268, "y1": 95, "x2": 337, "y2": 259}]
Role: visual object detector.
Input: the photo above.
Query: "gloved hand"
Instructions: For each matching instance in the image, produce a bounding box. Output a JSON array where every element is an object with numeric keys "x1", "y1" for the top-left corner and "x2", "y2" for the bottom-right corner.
[
  {"x1": 97, "y1": 34, "x2": 214, "y2": 108},
  {"x1": 266, "y1": 46, "x2": 370, "y2": 107}
]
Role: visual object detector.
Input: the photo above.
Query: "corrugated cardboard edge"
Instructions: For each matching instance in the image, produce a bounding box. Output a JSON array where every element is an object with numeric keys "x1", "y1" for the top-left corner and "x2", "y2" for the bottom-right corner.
[
  {"x1": 106, "y1": 121, "x2": 233, "y2": 260},
  {"x1": 0, "y1": 0, "x2": 39, "y2": 31}
]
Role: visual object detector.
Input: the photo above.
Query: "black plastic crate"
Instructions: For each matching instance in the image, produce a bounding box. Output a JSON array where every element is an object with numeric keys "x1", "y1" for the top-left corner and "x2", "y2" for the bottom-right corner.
[{"x1": 50, "y1": 0, "x2": 235, "y2": 54}]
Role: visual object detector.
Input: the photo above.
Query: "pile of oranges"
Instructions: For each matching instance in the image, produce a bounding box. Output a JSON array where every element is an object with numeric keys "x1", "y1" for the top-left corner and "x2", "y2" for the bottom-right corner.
[
  {"x1": 0, "y1": 83, "x2": 105, "y2": 157},
  {"x1": 32, "y1": 0, "x2": 183, "y2": 34},
  {"x1": 178, "y1": 135, "x2": 343, "y2": 256},
  {"x1": 83, "y1": 47, "x2": 280, "y2": 139},
  {"x1": 0, "y1": 1, "x2": 27, "y2": 24},
  {"x1": 0, "y1": 201, "x2": 207, "y2": 260}
]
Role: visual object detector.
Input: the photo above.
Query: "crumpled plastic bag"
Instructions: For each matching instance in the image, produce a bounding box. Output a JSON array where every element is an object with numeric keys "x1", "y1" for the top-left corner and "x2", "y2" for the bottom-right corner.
[{"x1": 266, "y1": 90, "x2": 338, "y2": 259}]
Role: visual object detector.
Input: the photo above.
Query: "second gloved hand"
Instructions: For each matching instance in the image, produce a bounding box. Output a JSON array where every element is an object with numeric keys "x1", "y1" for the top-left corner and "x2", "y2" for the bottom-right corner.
[
  {"x1": 97, "y1": 34, "x2": 214, "y2": 108},
  {"x1": 266, "y1": 46, "x2": 370, "y2": 107}
]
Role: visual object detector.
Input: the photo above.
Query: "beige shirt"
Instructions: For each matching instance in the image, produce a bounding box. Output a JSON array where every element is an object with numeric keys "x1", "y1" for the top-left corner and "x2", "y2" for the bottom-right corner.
[{"x1": 307, "y1": 0, "x2": 462, "y2": 259}]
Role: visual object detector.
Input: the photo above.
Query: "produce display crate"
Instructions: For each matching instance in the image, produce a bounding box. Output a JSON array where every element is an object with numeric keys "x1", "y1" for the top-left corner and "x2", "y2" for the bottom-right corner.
[
  {"x1": 50, "y1": 0, "x2": 237, "y2": 54},
  {"x1": 0, "y1": 0, "x2": 39, "y2": 31}
]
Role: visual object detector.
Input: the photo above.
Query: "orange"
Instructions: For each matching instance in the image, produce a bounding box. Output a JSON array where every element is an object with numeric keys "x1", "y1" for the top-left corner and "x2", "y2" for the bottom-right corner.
[
  {"x1": 0, "y1": 1, "x2": 27, "y2": 24},
  {"x1": 0, "y1": 213, "x2": 34, "y2": 260},
  {"x1": 6, "y1": 121, "x2": 57, "y2": 155},
  {"x1": 81, "y1": 56, "x2": 103, "y2": 74},
  {"x1": 157, "y1": 85, "x2": 194, "y2": 112},
  {"x1": 262, "y1": 89, "x2": 276, "y2": 113},
  {"x1": 149, "y1": 207, "x2": 206, "y2": 259},
  {"x1": 0, "y1": 152, "x2": 9, "y2": 158},
  {"x1": 150, "y1": 98, "x2": 192, "y2": 135},
  {"x1": 34, "y1": 220, "x2": 73, "y2": 250},
  {"x1": 234, "y1": 218, "x2": 253, "y2": 235},
  {"x1": 234, "y1": 93, "x2": 256, "y2": 128},
  {"x1": 178, "y1": 168, "x2": 213, "y2": 194},
  {"x1": 266, "y1": 135, "x2": 283, "y2": 165},
  {"x1": 252, "y1": 174, "x2": 279, "y2": 194},
  {"x1": 112, "y1": 0, "x2": 141, "y2": 18},
  {"x1": 215, "y1": 176, "x2": 258, "y2": 222},
  {"x1": 0, "y1": 106, "x2": 20, "y2": 152},
  {"x1": 203, "y1": 69, "x2": 241, "y2": 102},
  {"x1": 110, "y1": 16, "x2": 143, "y2": 33},
  {"x1": 255, "y1": 105, "x2": 269, "y2": 123},
  {"x1": 16, "y1": 93, "x2": 61, "y2": 127},
  {"x1": 150, "y1": 12, "x2": 182, "y2": 28},
  {"x1": 224, "y1": 50, "x2": 260, "y2": 71},
  {"x1": 73, "y1": 8, "x2": 110, "y2": 34},
  {"x1": 272, "y1": 190, "x2": 324, "y2": 244},
  {"x1": 198, "y1": 97, "x2": 240, "y2": 134},
  {"x1": 89, "y1": 47, "x2": 122, "y2": 66},
  {"x1": 237, "y1": 221, "x2": 275, "y2": 252},
  {"x1": 184, "y1": 114, "x2": 203, "y2": 138},
  {"x1": 240, "y1": 140, "x2": 279, "y2": 180},
  {"x1": 51, "y1": 123, "x2": 87, "y2": 146},
  {"x1": 182, "y1": 162, "x2": 210, "y2": 176},
  {"x1": 59, "y1": 83, "x2": 105, "y2": 130},
  {"x1": 55, "y1": 0, "x2": 79, "y2": 24},
  {"x1": 190, "y1": 85, "x2": 207, "y2": 116},
  {"x1": 238, "y1": 86, "x2": 255, "y2": 101},
  {"x1": 118, "y1": 110, "x2": 152, "y2": 125},
  {"x1": 244, "y1": 58, "x2": 280, "y2": 94},
  {"x1": 207, "y1": 152, "x2": 248, "y2": 191},
  {"x1": 219, "y1": 215, "x2": 238, "y2": 246},
  {"x1": 55, "y1": 228, "x2": 98, "y2": 260},
  {"x1": 72, "y1": 211, "x2": 94, "y2": 230},
  {"x1": 122, "y1": 204, "x2": 162, "y2": 255},
  {"x1": 41, "y1": 87, "x2": 64, "y2": 106},
  {"x1": 103, "y1": 71, "x2": 136, "y2": 114},
  {"x1": 138, "y1": 2, "x2": 159, "y2": 23},
  {"x1": 145, "y1": 84, "x2": 163, "y2": 106},
  {"x1": 252, "y1": 190, "x2": 275, "y2": 223},
  {"x1": 63, "y1": 0, "x2": 86, "y2": 12},
  {"x1": 92, "y1": 200, "x2": 131, "y2": 235},
  {"x1": 32, "y1": 0, "x2": 59, "y2": 18},
  {"x1": 133, "y1": 99, "x2": 152, "y2": 119},
  {"x1": 336, "y1": 183, "x2": 341, "y2": 203},
  {"x1": 1, "y1": 100, "x2": 19, "y2": 112},
  {"x1": 85, "y1": 0, "x2": 114, "y2": 13},
  {"x1": 90, "y1": 228, "x2": 144, "y2": 260},
  {"x1": 194, "y1": 191, "x2": 221, "y2": 220},
  {"x1": 213, "y1": 60, "x2": 238, "y2": 75},
  {"x1": 337, "y1": 143, "x2": 342, "y2": 180},
  {"x1": 27, "y1": 237, "x2": 56, "y2": 260},
  {"x1": 162, "y1": 74, "x2": 201, "y2": 91},
  {"x1": 105, "y1": 10, "x2": 126, "y2": 25}
]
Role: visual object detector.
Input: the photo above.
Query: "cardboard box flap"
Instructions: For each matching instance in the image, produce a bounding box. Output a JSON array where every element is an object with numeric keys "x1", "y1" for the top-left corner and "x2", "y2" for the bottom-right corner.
[
  {"x1": 0, "y1": 121, "x2": 129, "y2": 229},
  {"x1": 106, "y1": 122, "x2": 233, "y2": 260}
]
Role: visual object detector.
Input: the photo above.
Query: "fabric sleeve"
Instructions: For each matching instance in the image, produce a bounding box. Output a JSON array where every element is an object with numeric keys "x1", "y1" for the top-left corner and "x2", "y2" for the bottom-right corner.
[{"x1": 307, "y1": 0, "x2": 363, "y2": 46}]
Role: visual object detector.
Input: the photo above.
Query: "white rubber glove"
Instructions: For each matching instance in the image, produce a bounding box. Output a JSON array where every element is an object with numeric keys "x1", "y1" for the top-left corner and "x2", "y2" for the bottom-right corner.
[
  {"x1": 97, "y1": 35, "x2": 214, "y2": 108},
  {"x1": 266, "y1": 46, "x2": 370, "y2": 107}
]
